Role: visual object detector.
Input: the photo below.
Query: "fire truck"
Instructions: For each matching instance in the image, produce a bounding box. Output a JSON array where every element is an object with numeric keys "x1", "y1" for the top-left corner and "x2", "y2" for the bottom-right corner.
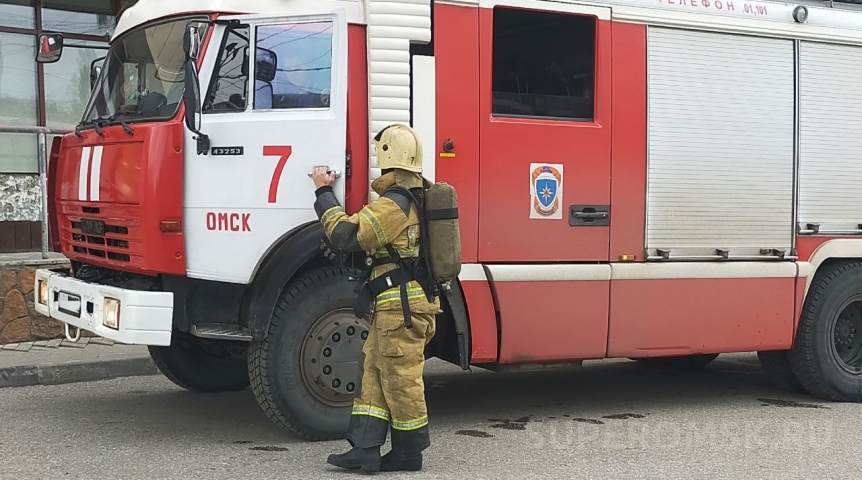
[{"x1": 30, "y1": 0, "x2": 862, "y2": 440}]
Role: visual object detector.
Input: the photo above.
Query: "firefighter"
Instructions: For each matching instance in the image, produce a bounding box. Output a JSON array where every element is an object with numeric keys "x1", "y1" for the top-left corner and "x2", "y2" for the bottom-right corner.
[{"x1": 311, "y1": 124, "x2": 440, "y2": 472}]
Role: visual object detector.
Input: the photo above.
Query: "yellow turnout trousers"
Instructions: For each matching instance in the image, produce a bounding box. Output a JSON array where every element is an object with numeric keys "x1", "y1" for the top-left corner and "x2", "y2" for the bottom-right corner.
[{"x1": 346, "y1": 310, "x2": 436, "y2": 455}]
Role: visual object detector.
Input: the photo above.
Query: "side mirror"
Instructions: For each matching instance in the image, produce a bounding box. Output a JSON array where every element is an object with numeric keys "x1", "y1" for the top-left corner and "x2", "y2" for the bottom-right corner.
[
  {"x1": 183, "y1": 25, "x2": 201, "y2": 61},
  {"x1": 89, "y1": 57, "x2": 105, "y2": 90},
  {"x1": 184, "y1": 58, "x2": 209, "y2": 155},
  {"x1": 36, "y1": 33, "x2": 64, "y2": 64},
  {"x1": 255, "y1": 47, "x2": 278, "y2": 83}
]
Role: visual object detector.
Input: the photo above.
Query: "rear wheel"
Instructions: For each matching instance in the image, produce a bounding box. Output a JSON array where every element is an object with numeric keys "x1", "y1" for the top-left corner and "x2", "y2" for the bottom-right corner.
[
  {"x1": 634, "y1": 353, "x2": 719, "y2": 369},
  {"x1": 248, "y1": 267, "x2": 370, "y2": 440},
  {"x1": 148, "y1": 335, "x2": 250, "y2": 393},
  {"x1": 789, "y1": 262, "x2": 862, "y2": 402}
]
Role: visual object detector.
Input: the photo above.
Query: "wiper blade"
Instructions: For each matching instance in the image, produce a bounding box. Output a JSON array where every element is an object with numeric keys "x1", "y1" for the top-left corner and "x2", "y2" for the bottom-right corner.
[
  {"x1": 118, "y1": 120, "x2": 134, "y2": 136},
  {"x1": 93, "y1": 118, "x2": 106, "y2": 137},
  {"x1": 75, "y1": 112, "x2": 139, "y2": 138},
  {"x1": 74, "y1": 118, "x2": 98, "y2": 138},
  {"x1": 92, "y1": 115, "x2": 134, "y2": 137},
  {"x1": 105, "y1": 112, "x2": 139, "y2": 136}
]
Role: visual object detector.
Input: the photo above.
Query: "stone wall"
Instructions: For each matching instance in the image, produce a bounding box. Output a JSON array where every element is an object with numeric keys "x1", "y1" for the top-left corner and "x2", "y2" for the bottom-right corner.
[
  {"x1": 0, "y1": 174, "x2": 42, "y2": 222},
  {"x1": 0, "y1": 264, "x2": 69, "y2": 344}
]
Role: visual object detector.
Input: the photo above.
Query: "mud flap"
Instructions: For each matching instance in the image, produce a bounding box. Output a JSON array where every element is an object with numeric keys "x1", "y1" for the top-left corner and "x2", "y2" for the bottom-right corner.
[{"x1": 444, "y1": 280, "x2": 471, "y2": 371}]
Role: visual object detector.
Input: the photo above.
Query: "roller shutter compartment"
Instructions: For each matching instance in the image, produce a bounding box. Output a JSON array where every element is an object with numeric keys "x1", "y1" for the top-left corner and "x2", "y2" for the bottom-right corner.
[
  {"x1": 798, "y1": 41, "x2": 862, "y2": 234},
  {"x1": 646, "y1": 27, "x2": 795, "y2": 260}
]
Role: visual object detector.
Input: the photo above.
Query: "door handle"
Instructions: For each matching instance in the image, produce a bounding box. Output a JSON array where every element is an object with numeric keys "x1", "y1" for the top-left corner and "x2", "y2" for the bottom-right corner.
[
  {"x1": 572, "y1": 212, "x2": 608, "y2": 219},
  {"x1": 569, "y1": 205, "x2": 610, "y2": 227},
  {"x1": 307, "y1": 169, "x2": 342, "y2": 178}
]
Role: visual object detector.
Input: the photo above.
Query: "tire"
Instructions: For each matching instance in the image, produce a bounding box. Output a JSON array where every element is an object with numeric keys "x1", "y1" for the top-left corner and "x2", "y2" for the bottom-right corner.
[
  {"x1": 248, "y1": 266, "x2": 370, "y2": 441},
  {"x1": 148, "y1": 336, "x2": 250, "y2": 393},
  {"x1": 788, "y1": 262, "x2": 862, "y2": 402},
  {"x1": 756, "y1": 350, "x2": 805, "y2": 393},
  {"x1": 634, "y1": 353, "x2": 719, "y2": 369}
]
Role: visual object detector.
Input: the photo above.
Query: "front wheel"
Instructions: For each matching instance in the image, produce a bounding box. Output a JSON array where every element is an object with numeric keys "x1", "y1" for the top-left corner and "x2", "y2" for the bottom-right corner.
[
  {"x1": 248, "y1": 267, "x2": 370, "y2": 441},
  {"x1": 148, "y1": 335, "x2": 250, "y2": 393},
  {"x1": 789, "y1": 262, "x2": 862, "y2": 402}
]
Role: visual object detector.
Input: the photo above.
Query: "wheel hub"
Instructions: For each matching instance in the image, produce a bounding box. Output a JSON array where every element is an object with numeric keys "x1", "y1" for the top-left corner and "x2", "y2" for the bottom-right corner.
[
  {"x1": 301, "y1": 309, "x2": 369, "y2": 407},
  {"x1": 831, "y1": 298, "x2": 862, "y2": 373}
]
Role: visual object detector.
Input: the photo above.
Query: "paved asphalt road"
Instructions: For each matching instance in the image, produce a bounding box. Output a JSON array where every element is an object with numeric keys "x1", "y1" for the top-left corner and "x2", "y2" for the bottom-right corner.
[{"x1": 1, "y1": 353, "x2": 856, "y2": 480}]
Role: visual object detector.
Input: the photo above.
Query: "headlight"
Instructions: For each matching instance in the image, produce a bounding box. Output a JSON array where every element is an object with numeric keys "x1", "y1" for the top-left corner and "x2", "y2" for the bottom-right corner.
[
  {"x1": 103, "y1": 298, "x2": 121, "y2": 330},
  {"x1": 37, "y1": 280, "x2": 49, "y2": 305}
]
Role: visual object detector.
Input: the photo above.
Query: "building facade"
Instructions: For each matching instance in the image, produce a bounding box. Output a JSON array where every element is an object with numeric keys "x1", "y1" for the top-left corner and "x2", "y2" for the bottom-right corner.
[{"x1": 0, "y1": 0, "x2": 137, "y2": 254}]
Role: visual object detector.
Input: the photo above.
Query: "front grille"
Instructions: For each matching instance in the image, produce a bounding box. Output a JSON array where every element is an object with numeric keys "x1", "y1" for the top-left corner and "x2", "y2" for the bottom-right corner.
[
  {"x1": 61, "y1": 202, "x2": 142, "y2": 267},
  {"x1": 70, "y1": 232, "x2": 131, "y2": 261},
  {"x1": 69, "y1": 220, "x2": 131, "y2": 262}
]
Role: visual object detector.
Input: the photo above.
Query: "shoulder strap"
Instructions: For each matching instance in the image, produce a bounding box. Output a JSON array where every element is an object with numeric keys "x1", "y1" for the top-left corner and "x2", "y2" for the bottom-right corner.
[
  {"x1": 381, "y1": 187, "x2": 414, "y2": 217},
  {"x1": 383, "y1": 185, "x2": 428, "y2": 237},
  {"x1": 389, "y1": 186, "x2": 436, "y2": 289},
  {"x1": 384, "y1": 185, "x2": 421, "y2": 208}
]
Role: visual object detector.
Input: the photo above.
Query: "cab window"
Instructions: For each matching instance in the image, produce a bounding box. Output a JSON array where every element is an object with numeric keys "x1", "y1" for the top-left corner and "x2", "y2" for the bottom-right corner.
[
  {"x1": 253, "y1": 21, "x2": 333, "y2": 110},
  {"x1": 204, "y1": 25, "x2": 250, "y2": 113}
]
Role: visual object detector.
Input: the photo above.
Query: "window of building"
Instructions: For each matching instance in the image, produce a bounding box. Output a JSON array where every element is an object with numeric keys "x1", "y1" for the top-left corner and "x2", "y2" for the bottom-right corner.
[
  {"x1": 42, "y1": 0, "x2": 115, "y2": 36},
  {"x1": 0, "y1": 0, "x2": 118, "y2": 175},
  {"x1": 0, "y1": 0, "x2": 34, "y2": 30},
  {"x1": 204, "y1": 25, "x2": 250, "y2": 113},
  {"x1": 0, "y1": 31, "x2": 38, "y2": 173},
  {"x1": 491, "y1": 7, "x2": 596, "y2": 121},
  {"x1": 254, "y1": 21, "x2": 333, "y2": 110}
]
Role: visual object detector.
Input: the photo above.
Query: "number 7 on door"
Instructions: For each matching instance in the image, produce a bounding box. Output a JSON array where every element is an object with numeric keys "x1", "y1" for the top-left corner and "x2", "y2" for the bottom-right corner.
[{"x1": 263, "y1": 145, "x2": 293, "y2": 204}]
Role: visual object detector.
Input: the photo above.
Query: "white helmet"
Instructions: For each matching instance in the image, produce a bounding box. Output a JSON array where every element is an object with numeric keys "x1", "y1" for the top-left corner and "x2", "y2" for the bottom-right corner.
[{"x1": 373, "y1": 124, "x2": 423, "y2": 173}]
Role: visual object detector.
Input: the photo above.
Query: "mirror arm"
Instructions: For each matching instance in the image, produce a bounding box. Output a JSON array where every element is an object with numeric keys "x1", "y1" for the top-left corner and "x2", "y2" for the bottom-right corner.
[
  {"x1": 195, "y1": 134, "x2": 210, "y2": 155},
  {"x1": 184, "y1": 109, "x2": 210, "y2": 155},
  {"x1": 183, "y1": 56, "x2": 209, "y2": 156}
]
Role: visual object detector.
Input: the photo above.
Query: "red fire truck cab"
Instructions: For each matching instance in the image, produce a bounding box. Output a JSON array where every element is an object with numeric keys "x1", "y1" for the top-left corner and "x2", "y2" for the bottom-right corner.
[{"x1": 32, "y1": 0, "x2": 862, "y2": 440}]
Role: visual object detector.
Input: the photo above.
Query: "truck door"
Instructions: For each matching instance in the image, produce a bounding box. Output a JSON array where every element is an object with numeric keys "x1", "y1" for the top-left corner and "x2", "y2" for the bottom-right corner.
[
  {"x1": 478, "y1": 3, "x2": 612, "y2": 263},
  {"x1": 476, "y1": 3, "x2": 613, "y2": 364},
  {"x1": 184, "y1": 11, "x2": 348, "y2": 283}
]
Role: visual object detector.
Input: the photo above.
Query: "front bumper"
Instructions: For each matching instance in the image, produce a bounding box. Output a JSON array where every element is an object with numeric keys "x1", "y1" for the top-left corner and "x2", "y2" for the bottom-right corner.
[{"x1": 34, "y1": 269, "x2": 173, "y2": 346}]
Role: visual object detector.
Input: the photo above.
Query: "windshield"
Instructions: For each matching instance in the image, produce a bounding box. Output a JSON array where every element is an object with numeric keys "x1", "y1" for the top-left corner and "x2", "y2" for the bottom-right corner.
[{"x1": 82, "y1": 16, "x2": 209, "y2": 125}]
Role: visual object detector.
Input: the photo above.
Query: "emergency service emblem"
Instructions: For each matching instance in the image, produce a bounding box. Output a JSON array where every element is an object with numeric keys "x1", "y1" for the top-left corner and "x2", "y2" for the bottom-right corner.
[{"x1": 530, "y1": 163, "x2": 564, "y2": 219}]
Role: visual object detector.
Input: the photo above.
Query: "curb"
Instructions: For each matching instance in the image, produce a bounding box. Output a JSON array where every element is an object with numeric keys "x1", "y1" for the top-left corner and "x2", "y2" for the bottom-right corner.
[{"x1": 0, "y1": 356, "x2": 158, "y2": 388}]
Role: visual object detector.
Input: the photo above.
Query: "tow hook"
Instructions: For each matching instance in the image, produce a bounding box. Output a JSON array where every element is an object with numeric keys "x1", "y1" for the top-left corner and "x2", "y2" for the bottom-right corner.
[{"x1": 64, "y1": 323, "x2": 81, "y2": 342}]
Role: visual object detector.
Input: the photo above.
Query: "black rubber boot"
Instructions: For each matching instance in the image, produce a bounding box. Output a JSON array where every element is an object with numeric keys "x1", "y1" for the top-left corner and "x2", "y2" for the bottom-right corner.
[
  {"x1": 327, "y1": 414, "x2": 389, "y2": 472},
  {"x1": 326, "y1": 446, "x2": 382, "y2": 471},
  {"x1": 381, "y1": 450, "x2": 423, "y2": 472},
  {"x1": 382, "y1": 426, "x2": 431, "y2": 472}
]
